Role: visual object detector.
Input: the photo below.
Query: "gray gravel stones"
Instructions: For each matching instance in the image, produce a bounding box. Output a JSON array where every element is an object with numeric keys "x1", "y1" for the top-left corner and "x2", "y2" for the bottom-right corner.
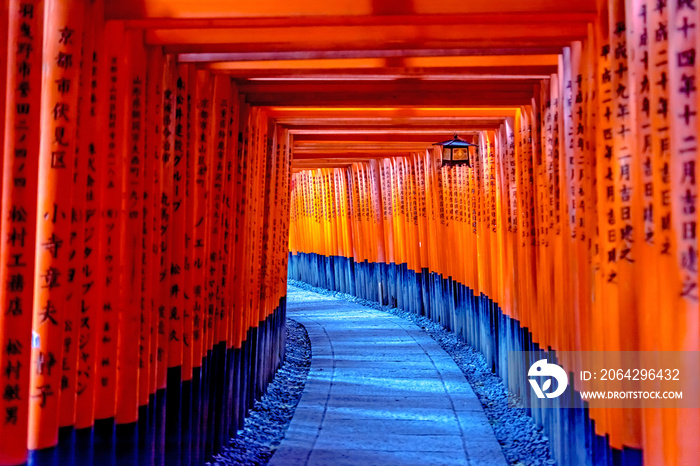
[
  {"x1": 208, "y1": 318, "x2": 312, "y2": 466},
  {"x1": 287, "y1": 279, "x2": 555, "y2": 466}
]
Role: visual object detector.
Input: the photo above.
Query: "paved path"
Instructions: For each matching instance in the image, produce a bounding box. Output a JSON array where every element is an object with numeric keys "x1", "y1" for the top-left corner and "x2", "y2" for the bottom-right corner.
[{"x1": 269, "y1": 285, "x2": 508, "y2": 466}]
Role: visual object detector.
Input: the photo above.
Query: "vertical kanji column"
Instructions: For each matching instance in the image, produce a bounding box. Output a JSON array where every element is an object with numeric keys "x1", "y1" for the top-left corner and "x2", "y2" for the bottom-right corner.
[
  {"x1": 153, "y1": 53, "x2": 173, "y2": 402},
  {"x1": 256, "y1": 115, "x2": 275, "y2": 400},
  {"x1": 177, "y1": 61, "x2": 194, "y2": 465},
  {"x1": 222, "y1": 82, "x2": 239, "y2": 440},
  {"x1": 170, "y1": 65, "x2": 186, "y2": 381},
  {"x1": 629, "y1": 1, "x2": 663, "y2": 463},
  {"x1": 205, "y1": 74, "x2": 229, "y2": 455},
  {"x1": 0, "y1": 1, "x2": 44, "y2": 463},
  {"x1": 668, "y1": 0, "x2": 700, "y2": 462},
  {"x1": 191, "y1": 68, "x2": 211, "y2": 463},
  {"x1": 28, "y1": 0, "x2": 84, "y2": 451},
  {"x1": 143, "y1": 45, "x2": 163, "y2": 423},
  {"x1": 165, "y1": 54, "x2": 186, "y2": 465},
  {"x1": 74, "y1": 0, "x2": 104, "y2": 431},
  {"x1": 59, "y1": 0, "x2": 100, "y2": 432},
  {"x1": 116, "y1": 28, "x2": 147, "y2": 428},
  {"x1": 231, "y1": 101, "x2": 250, "y2": 431},
  {"x1": 139, "y1": 45, "x2": 164, "y2": 465},
  {"x1": 156, "y1": 52, "x2": 177, "y2": 464},
  {"x1": 93, "y1": 20, "x2": 125, "y2": 425},
  {"x1": 592, "y1": 14, "x2": 615, "y2": 449}
]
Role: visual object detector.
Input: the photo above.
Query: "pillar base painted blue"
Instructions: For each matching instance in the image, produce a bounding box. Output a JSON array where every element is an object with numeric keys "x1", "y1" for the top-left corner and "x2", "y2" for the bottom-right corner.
[
  {"x1": 25, "y1": 299, "x2": 287, "y2": 466},
  {"x1": 288, "y1": 251, "x2": 642, "y2": 466}
]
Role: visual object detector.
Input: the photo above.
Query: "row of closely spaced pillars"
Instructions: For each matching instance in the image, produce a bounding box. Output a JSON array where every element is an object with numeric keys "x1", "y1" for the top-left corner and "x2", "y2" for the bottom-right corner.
[
  {"x1": 2, "y1": 0, "x2": 700, "y2": 465},
  {"x1": 0, "y1": 0, "x2": 292, "y2": 464},
  {"x1": 288, "y1": 0, "x2": 700, "y2": 464}
]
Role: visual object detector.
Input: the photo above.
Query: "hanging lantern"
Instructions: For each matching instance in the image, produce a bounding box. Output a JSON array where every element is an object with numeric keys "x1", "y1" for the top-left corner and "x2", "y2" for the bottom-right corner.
[{"x1": 433, "y1": 134, "x2": 477, "y2": 167}]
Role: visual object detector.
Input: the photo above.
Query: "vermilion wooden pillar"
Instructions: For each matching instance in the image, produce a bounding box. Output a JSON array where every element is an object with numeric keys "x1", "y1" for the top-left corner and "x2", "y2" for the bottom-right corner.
[
  {"x1": 163, "y1": 55, "x2": 187, "y2": 466},
  {"x1": 93, "y1": 20, "x2": 125, "y2": 427},
  {"x1": 58, "y1": 0, "x2": 99, "y2": 435},
  {"x1": 0, "y1": 1, "x2": 44, "y2": 464},
  {"x1": 157, "y1": 52, "x2": 176, "y2": 466},
  {"x1": 190, "y1": 68, "x2": 211, "y2": 464},
  {"x1": 231, "y1": 100, "x2": 250, "y2": 432},
  {"x1": 138, "y1": 43, "x2": 164, "y2": 466},
  {"x1": 667, "y1": 0, "x2": 700, "y2": 462},
  {"x1": 28, "y1": 0, "x2": 84, "y2": 452},
  {"x1": 204, "y1": 73, "x2": 228, "y2": 457},
  {"x1": 138, "y1": 66, "x2": 154, "y2": 414},
  {"x1": 74, "y1": 0, "x2": 105, "y2": 433},
  {"x1": 116, "y1": 26, "x2": 147, "y2": 429},
  {"x1": 176, "y1": 61, "x2": 194, "y2": 466},
  {"x1": 222, "y1": 82, "x2": 239, "y2": 440},
  {"x1": 144, "y1": 44, "x2": 163, "y2": 421}
]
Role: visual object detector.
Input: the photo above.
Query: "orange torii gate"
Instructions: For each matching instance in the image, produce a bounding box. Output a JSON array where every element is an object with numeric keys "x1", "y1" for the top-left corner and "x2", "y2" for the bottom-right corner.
[
  {"x1": 287, "y1": 2, "x2": 700, "y2": 464},
  {"x1": 0, "y1": 0, "x2": 699, "y2": 465},
  {"x1": 0, "y1": 0, "x2": 291, "y2": 464}
]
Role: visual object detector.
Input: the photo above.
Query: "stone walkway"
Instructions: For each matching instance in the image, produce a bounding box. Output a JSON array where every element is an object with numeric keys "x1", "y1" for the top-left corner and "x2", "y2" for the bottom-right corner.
[{"x1": 269, "y1": 285, "x2": 508, "y2": 466}]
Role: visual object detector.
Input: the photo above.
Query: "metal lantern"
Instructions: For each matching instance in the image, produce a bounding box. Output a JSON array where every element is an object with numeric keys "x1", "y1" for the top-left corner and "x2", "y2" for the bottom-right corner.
[{"x1": 433, "y1": 134, "x2": 477, "y2": 167}]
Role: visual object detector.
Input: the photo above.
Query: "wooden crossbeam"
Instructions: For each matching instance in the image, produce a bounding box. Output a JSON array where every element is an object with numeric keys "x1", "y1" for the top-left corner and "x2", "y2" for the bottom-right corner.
[
  {"x1": 292, "y1": 156, "x2": 410, "y2": 163},
  {"x1": 239, "y1": 80, "x2": 536, "y2": 106},
  {"x1": 292, "y1": 133, "x2": 461, "y2": 142},
  {"x1": 240, "y1": 79, "x2": 538, "y2": 93},
  {"x1": 146, "y1": 23, "x2": 587, "y2": 54},
  {"x1": 270, "y1": 108, "x2": 510, "y2": 131},
  {"x1": 295, "y1": 142, "x2": 433, "y2": 150},
  {"x1": 267, "y1": 107, "x2": 517, "y2": 118},
  {"x1": 200, "y1": 55, "x2": 558, "y2": 79},
  {"x1": 121, "y1": 12, "x2": 597, "y2": 27},
  {"x1": 287, "y1": 127, "x2": 487, "y2": 134},
  {"x1": 244, "y1": 92, "x2": 533, "y2": 107},
  {"x1": 178, "y1": 47, "x2": 566, "y2": 62},
  {"x1": 207, "y1": 55, "x2": 558, "y2": 70},
  {"x1": 105, "y1": 1, "x2": 567, "y2": 166},
  {"x1": 108, "y1": 1, "x2": 597, "y2": 20},
  {"x1": 280, "y1": 120, "x2": 503, "y2": 129},
  {"x1": 207, "y1": 68, "x2": 555, "y2": 80},
  {"x1": 178, "y1": 49, "x2": 562, "y2": 63}
]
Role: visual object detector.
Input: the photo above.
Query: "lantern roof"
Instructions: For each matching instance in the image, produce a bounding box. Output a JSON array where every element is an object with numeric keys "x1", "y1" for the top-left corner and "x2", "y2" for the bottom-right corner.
[{"x1": 433, "y1": 134, "x2": 477, "y2": 149}]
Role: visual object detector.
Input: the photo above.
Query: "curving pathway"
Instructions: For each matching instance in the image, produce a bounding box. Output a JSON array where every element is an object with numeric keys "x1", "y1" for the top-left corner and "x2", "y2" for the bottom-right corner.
[{"x1": 269, "y1": 285, "x2": 508, "y2": 466}]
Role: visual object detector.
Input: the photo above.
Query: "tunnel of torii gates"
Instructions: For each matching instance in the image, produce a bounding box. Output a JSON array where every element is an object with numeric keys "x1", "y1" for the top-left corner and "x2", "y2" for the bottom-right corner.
[{"x1": 0, "y1": 0, "x2": 698, "y2": 464}]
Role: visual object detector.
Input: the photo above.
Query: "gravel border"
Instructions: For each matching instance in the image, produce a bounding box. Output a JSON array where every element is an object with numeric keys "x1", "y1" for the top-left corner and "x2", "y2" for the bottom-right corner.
[
  {"x1": 287, "y1": 279, "x2": 555, "y2": 466},
  {"x1": 208, "y1": 318, "x2": 312, "y2": 466}
]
